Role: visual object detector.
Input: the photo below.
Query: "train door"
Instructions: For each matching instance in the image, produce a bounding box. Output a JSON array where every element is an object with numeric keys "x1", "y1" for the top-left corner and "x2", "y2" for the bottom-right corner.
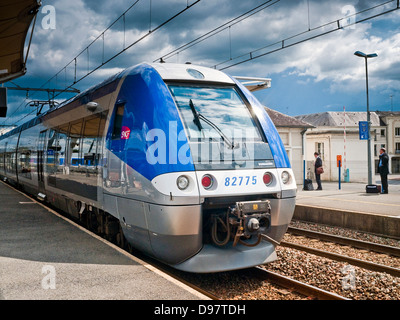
[
  {"x1": 37, "y1": 130, "x2": 46, "y2": 192},
  {"x1": 2, "y1": 142, "x2": 7, "y2": 174}
]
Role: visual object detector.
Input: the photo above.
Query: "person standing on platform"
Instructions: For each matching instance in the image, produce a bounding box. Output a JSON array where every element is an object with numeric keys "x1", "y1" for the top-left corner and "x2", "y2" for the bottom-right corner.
[
  {"x1": 314, "y1": 152, "x2": 323, "y2": 190},
  {"x1": 378, "y1": 148, "x2": 389, "y2": 194}
]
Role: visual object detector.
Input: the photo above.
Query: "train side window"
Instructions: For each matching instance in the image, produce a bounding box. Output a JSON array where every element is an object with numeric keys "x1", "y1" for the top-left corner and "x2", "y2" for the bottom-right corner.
[
  {"x1": 6, "y1": 135, "x2": 18, "y2": 174},
  {"x1": 112, "y1": 103, "x2": 125, "y2": 140},
  {"x1": 69, "y1": 120, "x2": 83, "y2": 166},
  {"x1": 46, "y1": 129, "x2": 57, "y2": 164},
  {"x1": 57, "y1": 124, "x2": 69, "y2": 172},
  {"x1": 19, "y1": 150, "x2": 31, "y2": 179},
  {"x1": 1, "y1": 142, "x2": 7, "y2": 172},
  {"x1": 47, "y1": 129, "x2": 58, "y2": 186},
  {"x1": 81, "y1": 116, "x2": 101, "y2": 166},
  {"x1": 96, "y1": 113, "x2": 107, "y2": 165}
]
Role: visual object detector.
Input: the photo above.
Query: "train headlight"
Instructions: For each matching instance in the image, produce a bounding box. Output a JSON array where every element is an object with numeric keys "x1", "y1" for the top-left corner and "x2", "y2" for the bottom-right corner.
[
  {"x1": 201, "y1": 174, "x2": 213, "y2": 189},
  {"x1": 177, "y1": 175, "x2": 190, "y2": 190},
  {"x1": 263, "y1": 172, "x2": 273, "y2": 186},
  {"x1": 281, "y1": 171, "x2": 290, "y2": 184}
]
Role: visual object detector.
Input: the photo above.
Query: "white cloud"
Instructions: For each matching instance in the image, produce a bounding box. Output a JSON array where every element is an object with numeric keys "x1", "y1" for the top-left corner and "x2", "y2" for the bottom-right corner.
[{"x1": 6, "y1": 0, "x2": 400, "y2": 124}]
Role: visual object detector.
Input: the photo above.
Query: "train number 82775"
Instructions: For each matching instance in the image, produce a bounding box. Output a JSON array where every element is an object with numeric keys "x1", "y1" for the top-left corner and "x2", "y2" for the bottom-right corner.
[{"x1": 224, "y1": 176, "x2": 257, "y2": 187}]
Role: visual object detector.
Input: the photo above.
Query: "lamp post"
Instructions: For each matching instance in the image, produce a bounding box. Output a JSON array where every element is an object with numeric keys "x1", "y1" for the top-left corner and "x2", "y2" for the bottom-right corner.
[{"x1": 354, "y1": 51, "x2": 377, "y2": 186}]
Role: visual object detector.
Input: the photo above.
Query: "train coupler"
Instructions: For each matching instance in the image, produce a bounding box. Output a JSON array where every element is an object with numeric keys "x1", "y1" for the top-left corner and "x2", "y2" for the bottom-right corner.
[
  {"x1": 230, "y1": 200, "x2": 271, "y2": 247},
  {"x1": 210, "y1": 200, "x2": 271, "y2": 247}
]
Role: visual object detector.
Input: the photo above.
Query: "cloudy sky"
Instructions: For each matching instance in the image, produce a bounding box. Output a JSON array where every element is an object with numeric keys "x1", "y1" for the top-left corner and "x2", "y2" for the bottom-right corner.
[{"x1": 2, "y1": 0, "x2": 400, "y2": 126}]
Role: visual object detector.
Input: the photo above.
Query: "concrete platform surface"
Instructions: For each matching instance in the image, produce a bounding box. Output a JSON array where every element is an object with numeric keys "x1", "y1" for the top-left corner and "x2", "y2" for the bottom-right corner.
[
  {"x1": 297, "y1": 175, "x2": 400, "y2": 217},
  {"x1": 0, "y1": 181, "x2": 207, "y2": 300}
]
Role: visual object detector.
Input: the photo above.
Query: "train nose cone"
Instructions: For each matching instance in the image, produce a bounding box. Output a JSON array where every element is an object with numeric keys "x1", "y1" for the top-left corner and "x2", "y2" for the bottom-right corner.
[{"x1": 247, "y1": 218, "x2": 260, "y2": 232}]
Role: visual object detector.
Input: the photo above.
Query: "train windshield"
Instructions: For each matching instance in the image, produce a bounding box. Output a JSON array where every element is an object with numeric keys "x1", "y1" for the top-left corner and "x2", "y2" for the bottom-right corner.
[{"x1": 169, "y1": 85, "x2": 274, "y2": 169}]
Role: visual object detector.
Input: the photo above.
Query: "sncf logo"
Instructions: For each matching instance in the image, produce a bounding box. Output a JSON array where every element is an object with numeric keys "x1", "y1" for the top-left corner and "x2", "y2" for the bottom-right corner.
[{"x1": 121, "y1": 126, "x2": 131, "y2": 140}]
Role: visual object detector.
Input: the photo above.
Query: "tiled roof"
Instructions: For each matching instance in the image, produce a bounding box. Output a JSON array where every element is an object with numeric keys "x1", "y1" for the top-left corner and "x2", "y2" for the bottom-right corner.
[
  {"x1": 295, "y1": 111, "x2": 381, "y2": 127},
  {"x1": 265, "y1": 107, "x2": 314, "y2": 128}
]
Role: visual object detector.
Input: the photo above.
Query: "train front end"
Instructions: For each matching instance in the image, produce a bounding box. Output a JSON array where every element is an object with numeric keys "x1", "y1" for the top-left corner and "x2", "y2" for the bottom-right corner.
[{"x1": 110, "y1": 63, "x2": 296, "y2": 273}]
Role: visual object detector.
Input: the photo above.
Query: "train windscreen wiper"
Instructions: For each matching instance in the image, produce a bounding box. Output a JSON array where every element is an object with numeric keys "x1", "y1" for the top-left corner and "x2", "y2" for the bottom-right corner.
[{"x1": 189, "y1": 99, "x2": 236, "y2": 150}]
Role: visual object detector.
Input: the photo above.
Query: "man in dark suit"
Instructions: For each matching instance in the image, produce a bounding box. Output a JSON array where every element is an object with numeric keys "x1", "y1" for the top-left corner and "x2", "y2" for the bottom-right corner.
[
  {"x1": 314, "y1": 152, "x2": 323, "y2": 190},
  {"x1": 378, "y1": 148, "x2": 389, "y2": 194}
]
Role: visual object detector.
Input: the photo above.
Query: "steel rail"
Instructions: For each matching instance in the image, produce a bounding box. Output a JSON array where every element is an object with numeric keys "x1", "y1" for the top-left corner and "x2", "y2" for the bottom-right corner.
[
  {"x1": 287, "y1": 226, "x2": 400, "y2": 257},
  {"x1": 140, "y1": 257, "x2": 221, "y2": 301},
  {"x1": 281, "y1": 240, "x2": 400, "y2": 278},
  {"x1": 250, "y1": 267, "x2": 350, "y2": 300}
]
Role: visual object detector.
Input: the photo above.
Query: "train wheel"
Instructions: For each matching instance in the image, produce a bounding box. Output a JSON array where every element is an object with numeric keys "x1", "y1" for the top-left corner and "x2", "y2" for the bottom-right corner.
[
  {"x1": 116, "y1": 224, "x2": 125, "y2": 249},
  {"x1": 126, "y1": 243, "x2": 134, "y2": 254}
]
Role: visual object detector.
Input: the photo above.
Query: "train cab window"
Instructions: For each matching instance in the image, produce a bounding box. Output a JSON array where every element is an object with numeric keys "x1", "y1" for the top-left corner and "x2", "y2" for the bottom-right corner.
[
  {"x1": 169, "y1": 85, "x2": 262, "y2": 141},
  {"x1": 112, "y1": 103, "x2": 125, "y2": 140},
  {"x1": 168, "y1": 85, "x2": 273, "y2": 168}
]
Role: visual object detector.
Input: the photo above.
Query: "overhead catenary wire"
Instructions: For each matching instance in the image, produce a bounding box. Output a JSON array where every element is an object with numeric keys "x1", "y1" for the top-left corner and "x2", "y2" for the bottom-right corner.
[
  {"x1": 3, "y1": 0, "x2": 202, "y2": 126},
  {"x1": 45, "y1": 0, "x2": 202, "y2": 100},
  {"x1": 155, "y1": 0, "x2": 280, "y2": 63},
  {"x1": 5, "y1": 0, "x2": 400, "y2": 126},
  {"x1": 215, "y1": 0, "x2": 400, "y2": 70},
  {"x1": 154, "y1": 0, "x2": 399, "y2": 71}
]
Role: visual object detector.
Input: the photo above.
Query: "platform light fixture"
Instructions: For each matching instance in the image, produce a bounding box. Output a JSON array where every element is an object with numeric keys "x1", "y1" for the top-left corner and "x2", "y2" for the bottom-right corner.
[{"x1": 354, "y1": 50, "x2": 378, "y2": 186}]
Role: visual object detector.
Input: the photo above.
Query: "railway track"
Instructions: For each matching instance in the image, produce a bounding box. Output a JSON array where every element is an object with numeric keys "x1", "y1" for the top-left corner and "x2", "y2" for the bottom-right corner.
[
  {"x1": 248, "y1": 267, "x2": 349, "y2": 300},
  {"x1": 154, "y1": 223, "x2": 400, "y2": 300},
  {"x1": 133, "y1": 254, "x2": 221, "y2": 300},
  {"x1": 287, "y1": 226, "x2": 400, "y2": 257},
  {"x1": 4, "y1": 180, "x2": 397, "y2": 300},
  {"x1": 158, "y1": 225, "x2": 400, "y2": 300},
  {"x1": 284, "y1": 227, "x2": 400, "y2": 277}
]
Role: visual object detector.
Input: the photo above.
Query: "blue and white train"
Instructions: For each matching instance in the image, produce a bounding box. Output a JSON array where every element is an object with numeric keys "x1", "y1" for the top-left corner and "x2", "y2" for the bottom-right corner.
[{"x1": 0, "y1": 63, "x2": 296, "y2": 272}]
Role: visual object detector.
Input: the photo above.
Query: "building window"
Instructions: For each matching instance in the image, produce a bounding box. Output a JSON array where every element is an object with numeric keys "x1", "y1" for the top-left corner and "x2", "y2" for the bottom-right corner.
[
  {"x1": 396, "y1": 142, "x2": 400, "y2": 154},
  {"x1": 285, "y1": 149, "x2": 291, "y2": 160},
  {"x1": 393, "y1": 157, "x2": 400, "y2": 174},
  {"x1": 395, "y1": 127, "x2": 400, "y2": 136},
  {"x1": 381, "y1": 129, "x2": 385, "y2": 137},
  {"x1": 315, "y1": 142, "x2": 324, "y2": 160}
]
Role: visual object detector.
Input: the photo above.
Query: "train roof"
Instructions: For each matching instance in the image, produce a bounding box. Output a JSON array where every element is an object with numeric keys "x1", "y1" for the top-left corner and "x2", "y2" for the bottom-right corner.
[
  {"x1": 0, "y1": 63, "x2": 235, "y2": 140},
  {"x1": 149, "y1": 62, "x2": 235, "y2": 84}
]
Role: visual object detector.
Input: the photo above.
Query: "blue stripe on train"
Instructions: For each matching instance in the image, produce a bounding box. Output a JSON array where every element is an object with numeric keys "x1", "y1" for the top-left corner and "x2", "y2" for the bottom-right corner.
[{"x1": 106, "y1": 64, "x2": 195, "y2": 181}]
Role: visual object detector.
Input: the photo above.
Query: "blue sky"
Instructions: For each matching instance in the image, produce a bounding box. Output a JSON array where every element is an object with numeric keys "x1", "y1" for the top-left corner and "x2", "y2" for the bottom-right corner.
[{"x1": 2, "y1": 0, "x2": 400, "y2": 126}]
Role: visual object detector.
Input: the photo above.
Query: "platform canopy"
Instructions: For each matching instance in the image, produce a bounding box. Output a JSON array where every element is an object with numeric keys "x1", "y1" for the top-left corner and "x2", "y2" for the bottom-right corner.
[
  {"x1": 233, "y1": 76, "x2": 272, "y2": 92},
  {"x1": 0, "y1": 0, "x2": 41, "y2": 84}
]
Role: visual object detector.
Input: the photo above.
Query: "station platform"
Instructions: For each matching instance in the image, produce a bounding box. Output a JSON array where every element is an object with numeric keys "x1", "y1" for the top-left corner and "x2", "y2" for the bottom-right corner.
[
  {"x1": 294, "y1": 175, "x2": 400, "y2": 238},
  {"x1": 0, "y1": 181, "x2": 208, "y2": 300}
]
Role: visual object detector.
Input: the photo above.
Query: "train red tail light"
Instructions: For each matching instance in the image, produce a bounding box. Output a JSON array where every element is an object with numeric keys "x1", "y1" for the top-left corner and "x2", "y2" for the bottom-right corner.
[
  {"x1": 263, "y1": 172, "x2": 273, "y2": 186},
  {"x1": 201, "y1": 174, "x2": 213, "y2": 189}
]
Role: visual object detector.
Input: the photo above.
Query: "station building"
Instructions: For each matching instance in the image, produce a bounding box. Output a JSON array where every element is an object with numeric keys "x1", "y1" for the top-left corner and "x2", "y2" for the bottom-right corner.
[
  {"x1": 295, "y1": 111, "x2": 400, "y2": 183},
  {"x1": 265, "y1": 107, "x2": 313, "y2": 185}
]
